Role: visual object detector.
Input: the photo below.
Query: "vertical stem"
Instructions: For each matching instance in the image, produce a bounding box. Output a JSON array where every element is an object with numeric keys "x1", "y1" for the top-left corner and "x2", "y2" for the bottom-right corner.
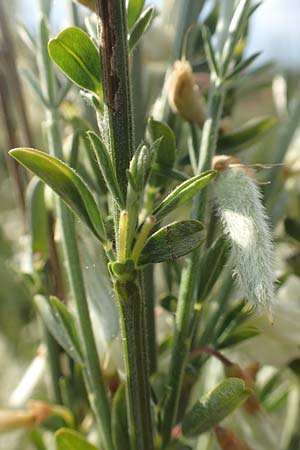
[
  {"x1": 96, "y1": 0, "x2": 134, "y2": 198},
  {"x1": 161, "y1": 87, "x2": 225, "y2": 447},
  {"x1": 142, "y1": 266, "x2": 157, "y2": 375},
  {"x1": 36, "y1": 13, "x2": 114, "y2": 450},
  {"x1": 114, "y1": 279, "x2": 154, "y2": 450},
  {"x1": 96, "y1": 2, "x2": 154, "y2": 447}
]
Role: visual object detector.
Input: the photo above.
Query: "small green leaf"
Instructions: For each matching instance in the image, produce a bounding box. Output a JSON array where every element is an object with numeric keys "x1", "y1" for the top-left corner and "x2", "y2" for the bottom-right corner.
[
  {"x1": 218, "y1": 325, "x2": 260, "y2": 349},
  {"x1": 284, "y1": 218, "x2": 300, "y2": 242},
  {"x1": 128, "y1": 7, "x2": 154, "y2": 53},
  {"x1": 202, "y1": 26, "x2": 220, "y2": 77},
  {"x1": 197, "y1": 237, "x2": 230, "y2": 301},
  {"x1": 72, "y1": 0, "x2": 97, "y2": 11},
  {"x1": 139, "y1": 220, "x2": 205, "y2": 265},
  {"x1": 217, "y1": 116, "x2": 277, "y2": 153},
  {"x1": 87, "y1": 131, "x2": 125, "y2": 209},
  {"x1": 10, "y1": 148, "x2": 106, "y2": 241},
  {"x1": 182, "y1": 378, "x2": 251, "y2": 437},
  {"x1": 148, "y1": 118, "x2": 176, "y2": 170},
  {"x1": 48, "y1": 27, "x2": 101, "y2": 96},
  {"x1": 225, "y1": 52, "x2": 262, "y2": 81},
  {"x1": 35, "y1": 295, "x2": 83, "y2": 364},
  {"x1": 112, "y1": 384, "x2": 130, "y2": 450},
  {"x1": 55, "y1": 428, "x2": 100, "y2": 450},
  {"x1": 153, "y1": 171, "x2": 216, "y2": 222},
  {"x1": 26, "y1": 178, "x2": 49, "y2": 261},
  {"x1": 127, "y1": 0, "x2": 145, "y2": 30}
]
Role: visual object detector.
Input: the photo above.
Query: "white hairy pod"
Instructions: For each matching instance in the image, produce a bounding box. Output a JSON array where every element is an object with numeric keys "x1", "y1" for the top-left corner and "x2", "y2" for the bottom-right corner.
[{"x1": 212, "y1": 156, "x2": 275, "y2": 311}]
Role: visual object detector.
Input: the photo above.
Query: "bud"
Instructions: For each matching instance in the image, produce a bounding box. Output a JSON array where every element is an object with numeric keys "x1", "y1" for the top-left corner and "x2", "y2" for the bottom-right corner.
[
  {"x1": 215, "y1": 426, "x2": 252, "y2": 450},
  {"x1": 167, "y1": 60, "x2": 206, "y2": 127},
  {"x1": 213, "y1": 157, "x2": 275, "y2": 311}
]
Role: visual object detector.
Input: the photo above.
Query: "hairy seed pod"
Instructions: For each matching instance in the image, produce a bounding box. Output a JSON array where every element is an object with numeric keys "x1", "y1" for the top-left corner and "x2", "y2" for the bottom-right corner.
[
  {"x1": 167, "y1": 60, "x2": 206, "y2": 127},
  {"x1": 213, "y1": 158, "x2": 275, "y2": 311}
]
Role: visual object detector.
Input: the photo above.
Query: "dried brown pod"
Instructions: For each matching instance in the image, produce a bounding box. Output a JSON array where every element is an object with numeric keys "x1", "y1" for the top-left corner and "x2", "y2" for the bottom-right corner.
[{"x1": 167, "y1": 59, "x2": 206, "y2": 127}]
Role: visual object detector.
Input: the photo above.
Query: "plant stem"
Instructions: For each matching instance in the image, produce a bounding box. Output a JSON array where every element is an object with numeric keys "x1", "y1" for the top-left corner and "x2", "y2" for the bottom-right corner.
[
  {"x1": 36, "y1": 13, "x2": 113, "y2": 450},
  {"x1": 114, "y1": 278, "x2": 154, "y2": 450},
  {"x1": 96, "y1": 3, "x2": 154, "y2": 447},
  {"x1": 96, "y1": 0, "x2": 134, "y2": 198},
  {"x1": 161, "y1": 86, "x2": 225, "y2": 447}
]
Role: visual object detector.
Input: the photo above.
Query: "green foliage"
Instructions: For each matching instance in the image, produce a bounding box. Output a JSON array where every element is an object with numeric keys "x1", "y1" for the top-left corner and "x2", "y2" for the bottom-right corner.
[
  {"x1": 139, "y1": 220, "x2": 205, "y2": 265},
  {"x1": 127, "y1": 0, "x2": 146, "y2": 30},
  {"x1": 111, "y1": 384, "x2": 131, "y2": 450},
  {"x1": 128, "y1": 7, "x2": 154, "y2": 53},
  {"x1": 153, "y1": 171, "x2": 216, "y2": 221},
  {"x1": 48, "y1": 27, "x2": 102, "y2": 96},
  {"x1": 182, "y1": 378, "x2": 251, "y2": 437},
  {"x1": 10, "y1": 148, "x2": 106, "y2": 242},
  {"x1": 55, "y1": 428, "x2": 100, "y2": 450},
  {"x1": 35, "y1": 295, "x2": 83, "y2": 364}
]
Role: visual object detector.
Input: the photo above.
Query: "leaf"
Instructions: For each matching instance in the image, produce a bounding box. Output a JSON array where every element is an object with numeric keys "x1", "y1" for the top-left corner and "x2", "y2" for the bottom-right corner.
[
  {"x1": 22, "y1": 68, "x2": 49, "y2": 107},
  {"x1": 139, "y1": 220, "x2": 205, "y2": 265},
  {"x1": 147, "y1": 118, "x2": 176, "y2": 170},
  {"x1": 197, "y1": 237, "x2": 230, "y2": 301},
  {"x1": 72, "y1": 0, "x2": 97, "y2": 12},
  {"x1": 182, "y1": 378, "x2": 251, "y2": 437},
  {"x1": 10, "y1": 148, "x2": 106, "y2": 241},
  {"x1": 127, "y1": 0, "x2": 145, "y2": 30},
  {"x1": 217, "y1": 116, "x2": 277, "y2": 153},
  {"x1": 128, "y1": 6, "x2": 154, "y2": 53},
  {"x1": 55, "y1": 428, "x2": 100, "y2": 450},
  {"x1": 111, "y1": 384, "x2": 130, "y2": 450},
  {"x1": 35, "y1": 295, "x2": 83, "y2": 364},
  {"x1": 26, "y1": 177, "x2": 49, "y2": 260},
  {"x1": 152, "y1": 171, "x2": 216, "y2": 222},
  {"x1": 87, "y1": 131, "x2": 125, "y2": 209},
  {"x1": 202, "y1": 26, "x2": 220, "y2": 77},
  {"x1": 217, "y1": 325, "x2": 260, "y2": 349},
  {"x1": 225, "y1": 52, "x2": 262, "y2": 81},
  {"x1": 48, "y1": 27, "x2": 101, "y2": 96},
  {"x1": 284, "y1": 218, "x2": 300, "y2": 242}
]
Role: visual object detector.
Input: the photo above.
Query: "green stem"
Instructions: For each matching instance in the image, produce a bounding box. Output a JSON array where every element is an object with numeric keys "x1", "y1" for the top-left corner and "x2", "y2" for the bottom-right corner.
[
  {"x1": 96, "y1": 0, "x2": 134, "y2": 198},
  {"x1": 114, "y1": 278, "x2": 154, "y2": 450},
  {"x1": 161, "y1": 87, "x2": 225, "y2": 447},
  {"x1": 142, "y1": 265, "x2": 157, "y2": 375},
  {"x1": 42, "y1": 324, "x2": 63, "y2": 404},
  {"x1": 36, "y1": 14, "x2": 113, "y2": 450}
]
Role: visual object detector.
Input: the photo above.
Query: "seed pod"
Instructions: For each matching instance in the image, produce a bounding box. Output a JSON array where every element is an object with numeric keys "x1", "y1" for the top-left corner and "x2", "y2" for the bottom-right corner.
[
  {"x1": 213, "y1": 157, "x2": 275, "y2": 311},
  {"x1": 167, "y1": 60, "x2": 206, "y2": 127},
  {"x1": 215, "y1": 426, "x2": 252, "y2": 450}
]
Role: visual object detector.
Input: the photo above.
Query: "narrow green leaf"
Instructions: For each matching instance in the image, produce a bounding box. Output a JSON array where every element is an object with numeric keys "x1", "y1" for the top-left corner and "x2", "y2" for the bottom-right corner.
[
  {"x1": 153, "y1": 171, "x2": 216, "y2": 222},
  {"x1": 26, "y1": 177, "x2": 49, "y2": 260},
  {"x1": 197, "y1": 237, "x2": 230, "y2": 301},
  {"x1": 72, "y1": 0, "x2": 97, "y2": 11},
  {"x1": 48, "y1": 27, "x2": 101, "y2": 96},
  {"x1": 111, "y1": 384, "x2": 130, "y2": 450},
  {"x1": 147, "y1": 118, "x2": 176, "y2": 170},
  {"x1": 22, "y1": 68, "x2": 50, "y2": 107},
  {"x1": 182, "y1": 378, "x2": 251, "y2": 437},
  {"x1": 225, "y1": 52, "x2": 261, "y2": 81},
  {"x1": 139, "y1": 220, "x2": 205, "y2": 265},
  {"x1": 55, "y1": 428, "x2": 100, "y2": 450},
  {"x1": 127, "y1": 0, "x2": 145, "y2": 30},
  {"x1": 10, "y1": 148, "x2": 106, "y2": 241},
  {"x1": 284, "y1": 218, "x2": 300, "y2": 242},
  {"x1": 87, "y1": 131, "x2": 125, "y2": 209},
  {"x1": 35, "y1": 295, "x2": 83, "y2": 364},
  {"x1": 128, "y1": 7, "x2": 154, "y2": 54},
  {"x1": 202, "y1": 26, "x2": 220, "y2": 77},
  {"x1": 217, "y1": 116, "x2": 277, "y2": 153},
  {"x1": 217, "y1": 325, "x2": 260, "y2": 349}
]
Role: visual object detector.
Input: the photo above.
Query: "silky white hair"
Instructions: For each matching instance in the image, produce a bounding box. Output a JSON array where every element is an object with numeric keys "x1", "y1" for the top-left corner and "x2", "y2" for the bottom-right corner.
[{"x1": 214, "y1": 166, "x2": 275, "y2": 310}]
